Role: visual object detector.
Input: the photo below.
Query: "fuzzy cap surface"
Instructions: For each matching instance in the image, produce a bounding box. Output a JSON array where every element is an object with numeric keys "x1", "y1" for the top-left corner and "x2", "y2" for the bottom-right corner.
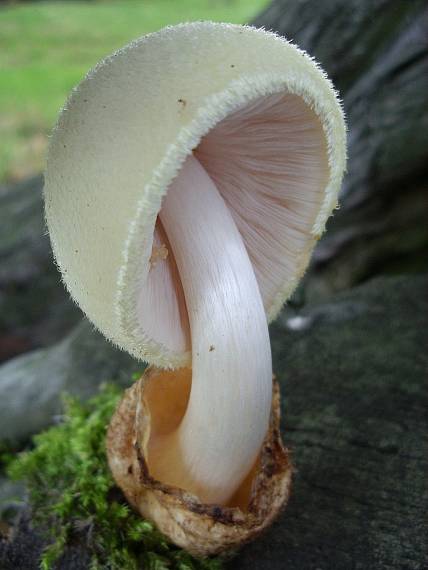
[{"x1": 44, "y1": 22, "x2": 346, "y2": 366}]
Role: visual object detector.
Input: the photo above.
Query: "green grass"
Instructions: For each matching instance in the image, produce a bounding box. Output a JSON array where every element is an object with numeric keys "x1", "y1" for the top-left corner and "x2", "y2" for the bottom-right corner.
[{"x1": 0, "y1": 0, "x2": 267, "y2": 183}]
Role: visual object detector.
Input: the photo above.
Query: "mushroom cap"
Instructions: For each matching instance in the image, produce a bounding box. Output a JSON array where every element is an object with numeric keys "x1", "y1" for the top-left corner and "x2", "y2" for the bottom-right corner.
[{"x1": 44, "y1": 22, "x2": 346, "y2": 368}]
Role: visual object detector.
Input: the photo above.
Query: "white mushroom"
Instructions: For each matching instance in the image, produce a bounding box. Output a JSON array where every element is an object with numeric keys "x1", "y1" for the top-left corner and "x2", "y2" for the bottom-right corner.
[
  {"x1": 150, "y1": 153, "x2": 272, "y2": 504},
  {"x1": 44, "y1": 22, "x2": 346, "y2": 553}
]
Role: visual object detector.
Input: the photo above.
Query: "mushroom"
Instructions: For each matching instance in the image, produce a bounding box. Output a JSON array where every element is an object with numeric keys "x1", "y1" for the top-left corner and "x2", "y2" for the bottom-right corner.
[{"x1": 44, "y1": 22, "x2": 346, "y2": 556}]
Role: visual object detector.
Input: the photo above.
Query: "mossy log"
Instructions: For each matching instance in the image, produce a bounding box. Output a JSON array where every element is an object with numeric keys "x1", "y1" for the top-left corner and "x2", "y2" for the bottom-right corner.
[{"x1": 1, "y1": 275, "x2": 427, "y2": 568}]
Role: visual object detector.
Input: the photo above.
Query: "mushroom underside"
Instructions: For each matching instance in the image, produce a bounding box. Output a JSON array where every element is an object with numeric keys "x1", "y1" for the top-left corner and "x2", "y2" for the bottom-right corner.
[{"x1": 137, "y1": 91, "x2": 329, "y2": 355}]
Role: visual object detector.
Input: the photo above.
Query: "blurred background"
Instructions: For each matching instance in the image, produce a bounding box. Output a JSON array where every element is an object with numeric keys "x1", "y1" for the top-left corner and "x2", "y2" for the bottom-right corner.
[
  {"x1": 0, "y1": 1, "x2": 427, "y2": 569},
  {"x1": 0, "y1": 0, "x2": 267, "y2": 183}
]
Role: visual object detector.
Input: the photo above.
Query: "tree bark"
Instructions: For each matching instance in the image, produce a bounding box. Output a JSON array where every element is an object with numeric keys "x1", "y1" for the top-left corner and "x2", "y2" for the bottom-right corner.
[{"x1": 254, "y1": 0, "x2": 428, "y2": 299}]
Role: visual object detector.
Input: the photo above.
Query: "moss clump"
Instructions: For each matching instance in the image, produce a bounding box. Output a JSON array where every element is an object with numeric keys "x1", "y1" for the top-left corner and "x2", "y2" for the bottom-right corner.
[{"x1": 7, "y1": 383, "x2": 223, "y2": 570}]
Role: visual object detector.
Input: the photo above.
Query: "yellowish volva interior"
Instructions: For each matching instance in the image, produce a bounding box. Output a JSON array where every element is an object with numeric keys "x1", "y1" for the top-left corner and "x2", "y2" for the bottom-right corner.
[{"x1": 143, "y1": 366, "x2": 260, "y2": 510}]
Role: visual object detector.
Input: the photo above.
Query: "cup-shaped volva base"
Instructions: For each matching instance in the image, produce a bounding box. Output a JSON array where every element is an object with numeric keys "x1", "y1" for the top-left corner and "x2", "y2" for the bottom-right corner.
[{"x1": 107, "y1": 366, "x2": 292, "y2": 557}]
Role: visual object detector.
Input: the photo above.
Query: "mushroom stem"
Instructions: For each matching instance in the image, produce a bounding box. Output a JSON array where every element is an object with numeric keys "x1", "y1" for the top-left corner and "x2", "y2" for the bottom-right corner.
[{"x1": 148, "y1": 154, "x2": 272, "y2": 505}]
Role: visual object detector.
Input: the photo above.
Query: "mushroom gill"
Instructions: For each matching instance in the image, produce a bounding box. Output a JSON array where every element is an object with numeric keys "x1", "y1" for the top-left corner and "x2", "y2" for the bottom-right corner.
[{"x1": 137, "y1": 92, "x2": 328, "y2": 354}]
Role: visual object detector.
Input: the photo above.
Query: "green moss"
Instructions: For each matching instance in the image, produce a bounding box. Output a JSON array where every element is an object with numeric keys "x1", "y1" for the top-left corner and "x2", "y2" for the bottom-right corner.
[{"x1": 6, "y1": 383, "x2": 223, "y2": 570}]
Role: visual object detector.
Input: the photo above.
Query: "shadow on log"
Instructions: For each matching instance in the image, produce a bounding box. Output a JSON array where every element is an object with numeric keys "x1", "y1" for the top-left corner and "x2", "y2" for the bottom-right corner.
[{"x1": 0, "y1": 176, "x2": 81, "y2": 362}]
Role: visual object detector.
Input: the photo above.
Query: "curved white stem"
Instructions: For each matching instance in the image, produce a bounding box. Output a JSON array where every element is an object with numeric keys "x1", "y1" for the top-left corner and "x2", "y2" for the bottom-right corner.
[{"x1": 150, "y1": 154, "x2": 272, "y2": 505}]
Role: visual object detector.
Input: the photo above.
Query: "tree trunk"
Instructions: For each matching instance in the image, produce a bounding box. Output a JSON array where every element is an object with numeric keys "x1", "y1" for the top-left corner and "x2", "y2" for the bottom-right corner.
[{"x1": 254, "y1": 0, "x2": 428, "y2": 300}]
